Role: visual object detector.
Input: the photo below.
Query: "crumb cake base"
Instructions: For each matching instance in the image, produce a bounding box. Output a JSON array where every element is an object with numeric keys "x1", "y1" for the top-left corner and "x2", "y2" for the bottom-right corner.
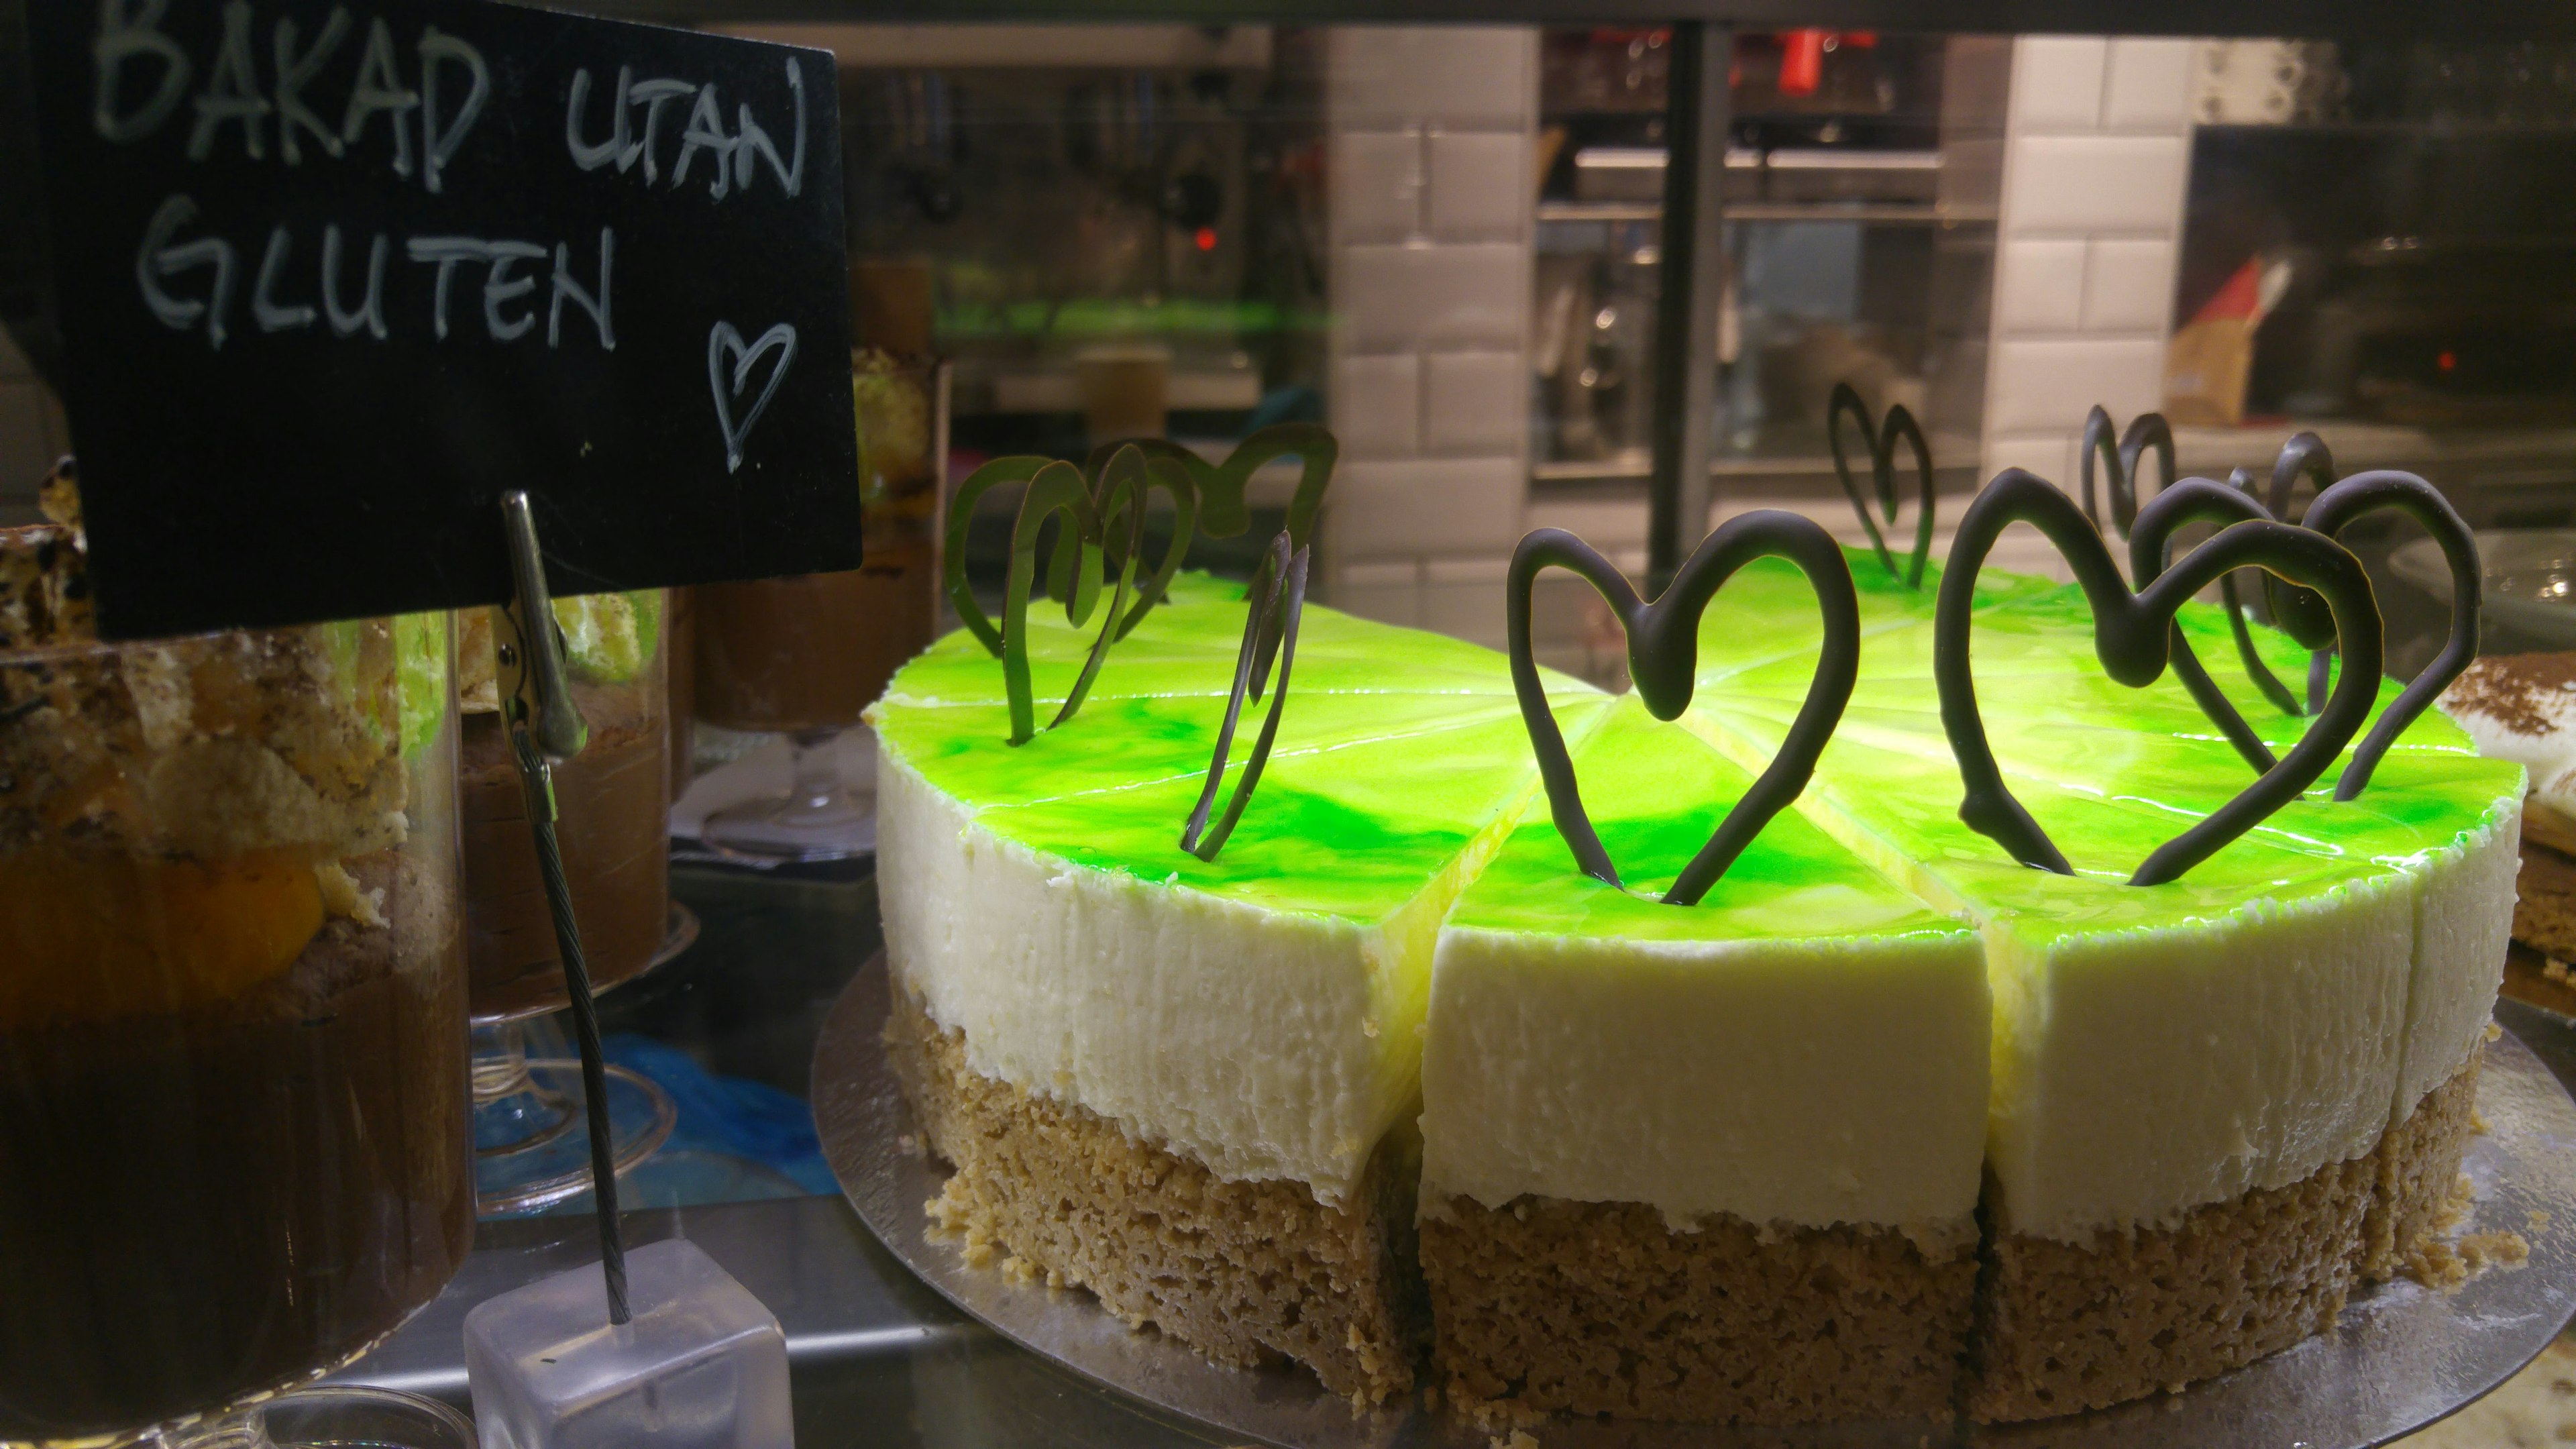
[
  {"x1": 2367, "y1": 1043, "x2": 2485, "y2": 1283},
  {"x1": 1972, "y1": 1048, "x2": 2487, "y2": 1423},
  {"x1": 1421, "y1": 1195, "x2": 1976, "y2": 1424},
  {"x1": 884, "y1": 984, "x2": 1421, "y2": 1404}
]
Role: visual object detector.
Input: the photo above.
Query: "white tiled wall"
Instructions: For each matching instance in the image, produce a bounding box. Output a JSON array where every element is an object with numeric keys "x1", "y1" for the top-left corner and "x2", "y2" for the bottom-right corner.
[
  {"x1": 1981, "y1": 37, "x2": 2196, "y2": 492},
  {"x1": 1320, "y1": 26, "x2": 1538, "y2": 649}
]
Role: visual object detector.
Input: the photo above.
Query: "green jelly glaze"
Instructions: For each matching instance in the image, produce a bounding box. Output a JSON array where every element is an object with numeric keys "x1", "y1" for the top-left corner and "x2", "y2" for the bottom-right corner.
[
  {"x1": 969, "y1": 696, "x2": 1609, "y2": 925},
  {"x1": 1690, "y1": 547, "x2": 2053, "y2": 689},
  {"x1": 885, "y1": 559, "x2": 2513, "y2": 961},
  {"x1": 877, "y1": 586, "x2": 1618, "y2": 926},
  {"x1": 878, "y1": 689, "x2": 1529, "y2": 806},
  {"x1": 1450, "y1": 695, "x2": 1970, "y2": 948},
  {"x1": 883, "y1": 570, "x2": 1597, "y2": 708},
  {"x1": 1696, "y1": 679, "x2": 2517, "y2": 955}
]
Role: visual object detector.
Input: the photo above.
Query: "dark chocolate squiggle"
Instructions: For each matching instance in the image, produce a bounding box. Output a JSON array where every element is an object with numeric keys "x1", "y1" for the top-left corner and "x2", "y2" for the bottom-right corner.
[
  {"x1": 943, "y1": 427, "x2": 1339, "y2": 744},
  {"x1": 1825, "y1": 382, "x2": 1935, "y2": 588},
  {"x1": 994, "y1": 455, "x2": 1148, "y2": 745},
  {"x1": 1507, "y1": 516, "x2": 1860, "y2": 906},
  {"x1": 2264, "y1": 470, "x2": 2481, "y2": 800},
  {"x1": 2216, "y1": 434, "x2": 2335, "y2": 715},
  {"x1": 2077, "y1": 407, "x2": 2174, "y2": 545},
  {"x1": 945, "y1": 455, "x2": 1055, "y2": 657},
  {"x1": 1178, "y1": 530, "x2": 1309, "y2": 861},
  {"x1": 2127, "y1": 476, "x2": 2282, "y2": 773},
  {"x1": 1089, "y1": 424, "x2": 1336, "y2": 687},
  {"x1": 1935, "y1": 469, "x2": 2383, "y2": 886}
]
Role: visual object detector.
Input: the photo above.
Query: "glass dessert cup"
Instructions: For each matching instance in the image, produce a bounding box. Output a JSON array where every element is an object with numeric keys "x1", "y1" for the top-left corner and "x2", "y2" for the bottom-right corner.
[
  {"x1": 0, "y1": 611, "x2": 472, "y2": 1448},
  {"x1": 457, "y1": 592, "x2": 684, "y2": 1214},
  {"x1": 692, "y1": 353, "x2": 939, "y2": 862}
]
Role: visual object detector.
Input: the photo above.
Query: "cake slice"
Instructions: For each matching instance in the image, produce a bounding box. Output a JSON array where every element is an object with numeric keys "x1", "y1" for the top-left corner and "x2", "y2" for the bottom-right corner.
[
  {"x1": 1418, "y1": 697, "x2": 1988, "y2": 1424},
  {"x1": 875, "y1": 600, "x2": 1610, "y2": 1403},
  {"x1": 1690, "y1": 588, "x2": 2517, "y2": 1422}
]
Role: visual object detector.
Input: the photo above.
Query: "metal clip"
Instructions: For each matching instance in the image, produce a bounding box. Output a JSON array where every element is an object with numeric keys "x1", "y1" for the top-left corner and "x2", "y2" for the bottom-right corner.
[
  {"x1": 494, "y1": 492, "x2": 590, "y2": 765},
  {"x1": 488, "y1": 490, "x2": 628, "y2": 1323}
]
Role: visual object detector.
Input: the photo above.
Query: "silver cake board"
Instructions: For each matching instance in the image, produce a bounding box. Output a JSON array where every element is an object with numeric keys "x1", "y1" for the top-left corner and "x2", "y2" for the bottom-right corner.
[{"x1": 813, "y1": 953, "x2": 2576, "y2": 1449}]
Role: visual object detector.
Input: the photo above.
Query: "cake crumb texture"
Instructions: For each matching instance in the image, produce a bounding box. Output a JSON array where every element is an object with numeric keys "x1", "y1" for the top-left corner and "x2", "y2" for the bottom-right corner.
[
  {"x1": 2365, "y1": 1046, "x2": 2485, "y2": 1283},
  {"x1": 1977, "y1": 1046, "x2": 2487, "y2": 1422},
  {"x1": 2404, "y1": 1229, "x2": 2532, "y2": 1291},
  {"x1": 886, "y1": 985, "x2": 1419, "y2": 1403},
  {"x1": 1421, "y1": 1193, "x2": 1975, "y2": 1424},
  {"x1": 1970, "y1": 1153, "x2": 2373, "y2": 1422}
]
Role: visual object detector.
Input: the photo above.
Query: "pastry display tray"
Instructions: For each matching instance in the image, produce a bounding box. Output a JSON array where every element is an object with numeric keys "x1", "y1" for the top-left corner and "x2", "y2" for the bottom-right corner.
[{"x1": 814, "y1": 953, "x2": 2576, "y2": 1449}]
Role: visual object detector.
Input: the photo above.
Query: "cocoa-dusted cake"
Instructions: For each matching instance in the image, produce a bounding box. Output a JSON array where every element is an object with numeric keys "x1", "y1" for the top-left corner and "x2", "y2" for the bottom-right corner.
[{"x1": 2440, "y1": 651, "x2": 2576, "y2": 1014}]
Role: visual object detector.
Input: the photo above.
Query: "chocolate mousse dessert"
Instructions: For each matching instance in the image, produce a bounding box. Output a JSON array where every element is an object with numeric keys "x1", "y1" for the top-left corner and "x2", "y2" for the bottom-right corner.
[
  {"x1": 0, "y1": 480, "x2": 472, "y2": 1442},
  {"x1": 456, "y1": 593, "x2": 672, "y2": 1022},
  {"x1": 695, "y1": 347, "x2": 938, "y2": 731}
]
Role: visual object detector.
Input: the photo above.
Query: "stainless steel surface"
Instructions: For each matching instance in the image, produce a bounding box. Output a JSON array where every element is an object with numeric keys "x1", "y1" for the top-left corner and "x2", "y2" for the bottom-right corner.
[
  {"x1": 2394, "y1": 529, "x2": 2576, "y2": 649},
  {"x1": 1538, "y1": 200, "x2": 1666, "y2": 224},
  {"x1": 1725, "y1": 201, "x2": 1984, "y2": 222},
  {"x1": 819, "y1": 951, "x2": 2576, "y2": 1449}
]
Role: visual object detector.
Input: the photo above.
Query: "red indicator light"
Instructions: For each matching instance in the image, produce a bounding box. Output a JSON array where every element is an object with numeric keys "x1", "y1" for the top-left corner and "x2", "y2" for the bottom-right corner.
[
  {"x1": 2437, "y1": 350, "x2": 2457, "y2": 372},
  {"x1": 1195, "y1": 227, "x2": 1218, "y2": 252}
]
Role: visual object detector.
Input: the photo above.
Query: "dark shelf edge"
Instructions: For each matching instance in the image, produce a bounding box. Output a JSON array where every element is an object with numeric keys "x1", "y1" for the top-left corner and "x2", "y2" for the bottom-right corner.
[{"x1": 585, "y1": 0, "x2": 2576, "y2": 41}]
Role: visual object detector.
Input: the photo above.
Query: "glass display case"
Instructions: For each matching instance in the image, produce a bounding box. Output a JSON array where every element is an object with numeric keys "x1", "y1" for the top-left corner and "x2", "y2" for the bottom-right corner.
[{"x1": 6, "y1": 5, "x2": 2576, "y2": 1448}]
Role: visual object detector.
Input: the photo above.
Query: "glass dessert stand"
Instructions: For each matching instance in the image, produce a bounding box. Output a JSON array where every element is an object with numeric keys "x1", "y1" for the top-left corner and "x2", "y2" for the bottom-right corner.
[
  {"x1": 815, "y1": 952, "x2": 2576, "y2": 1449},
  {"x1": 468, "y1": 903, "x2": 696, "y2": 1215},
  {"x1": 141, "y1": 1385, "x2": 476, "y2": 1449},
  {"x1": 459, "y1": 590, "x2": 688, "y2": 1214}
]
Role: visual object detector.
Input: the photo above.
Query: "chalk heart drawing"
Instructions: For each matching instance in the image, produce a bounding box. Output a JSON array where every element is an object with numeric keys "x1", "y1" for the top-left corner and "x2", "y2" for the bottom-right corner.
[{"x1": 708, "y1": 321, "x2": 798, "y2": 474}]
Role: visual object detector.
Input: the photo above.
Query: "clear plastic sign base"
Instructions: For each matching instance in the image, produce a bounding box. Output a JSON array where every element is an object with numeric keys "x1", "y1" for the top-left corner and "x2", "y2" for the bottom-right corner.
[{"x1": 463, "y1": 1238, "x2": 791, "y2": 1449}]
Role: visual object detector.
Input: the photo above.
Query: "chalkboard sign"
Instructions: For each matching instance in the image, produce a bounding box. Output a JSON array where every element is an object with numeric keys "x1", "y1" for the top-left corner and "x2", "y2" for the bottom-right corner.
[{"x1": 23, "y1": 0, "x2": 859, "y2": 639}]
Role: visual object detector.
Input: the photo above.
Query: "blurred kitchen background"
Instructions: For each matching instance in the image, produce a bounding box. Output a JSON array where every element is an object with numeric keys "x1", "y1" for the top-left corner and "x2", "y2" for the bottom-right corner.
[{"x1": 6, "y1": 27, "x2": 2575, "y2": 681}]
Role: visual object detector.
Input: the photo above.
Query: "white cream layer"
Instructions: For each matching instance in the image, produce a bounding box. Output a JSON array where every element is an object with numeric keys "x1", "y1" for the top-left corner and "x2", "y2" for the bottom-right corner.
[
  {"x1": 1419, "y1": 928, "x2": 1989, "y2": 1249},
  {"x1": 1980, "y1": 877, "x2": 2416, "y2": 1243},
  {"x1": 2400, "y1": 792, "x2": 2522, "y2": 1121},
  {"x1": 879, "y1": 749, "x2": 1413, "y2": 1207}
]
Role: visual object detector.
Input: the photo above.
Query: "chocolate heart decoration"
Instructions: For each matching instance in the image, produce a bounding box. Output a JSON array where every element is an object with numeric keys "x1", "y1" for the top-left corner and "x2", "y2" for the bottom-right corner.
[
  {"x1": 1178, "y1": 530, "x2": 1310, "y2": 862},
  {"x1": 2264, "y1": 470, "x2": 2481, "y2": 800},
  {"x1": 1937, "y1": 469, "x2": 2383, "y2": 887},
  {"x1": 2214, "y1": 434, "x2": 2336, "y2": 716},
  {"x1": 2076, "y1": 407, "x2": 2174, "y2": 546},
  {"x1": 2257, "y1": 435, "x2": 2355, "y2": 715},
  {"x1": 2125, "y1": 475, "x2": 2283, "y2": 773},
  {"x1": 1063, "y1": 443, "x2": 1200, "y2": 641},
  {"x1": 1825, "y1": 382, "x2": 1935, "y2": 588},
  {"x1": 1093, "y1": 425, "x2": 1337, "y2": 688},
  {"x1": 945, "y1": 455, "x2": 1054, "y2": 657},
  {"x1": 1507, "y1": 515, "x2": 1860, "y2": 907},
  {"x1": 1006, "y1": 457, "x2": 1147, "y2": 745},
  {"x1": 943, "y1": 450, "x2": 1148, "y2": 745}
]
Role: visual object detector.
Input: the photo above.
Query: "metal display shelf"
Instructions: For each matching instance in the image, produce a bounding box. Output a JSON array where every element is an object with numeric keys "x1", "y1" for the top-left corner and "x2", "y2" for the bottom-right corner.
[
  {"x1": 323, "y1": 871, "x2": 2576, "y2": 1449},
  {"x1": 817, "y1": 950, "x2": 2576, "y2": 1449},
  {"x1": 576, "y1": 0, "x2": 2569, "y2": 40}
]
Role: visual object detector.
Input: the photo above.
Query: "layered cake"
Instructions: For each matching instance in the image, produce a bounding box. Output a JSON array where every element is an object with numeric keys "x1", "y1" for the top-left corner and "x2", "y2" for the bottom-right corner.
[
  {"x1": 1419, "y1": 696, "x2": 1988, "y2": 1421},
  {"x1": 0, "y1": 491, "x2": 471, "y2": 1440},
  {"x1": 872, "y1": 537, "x2": 2517, "y2": 1424},
  {"x1": 455, "y1": 594, "x2": 670, "y2": 1020},
  {"x1": 2438, "y1": 651, "x2": 2576, "y2": 1014},
  {"x1": 1696, "y1": 584, "x2": 2516, "y2": 1418}
]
